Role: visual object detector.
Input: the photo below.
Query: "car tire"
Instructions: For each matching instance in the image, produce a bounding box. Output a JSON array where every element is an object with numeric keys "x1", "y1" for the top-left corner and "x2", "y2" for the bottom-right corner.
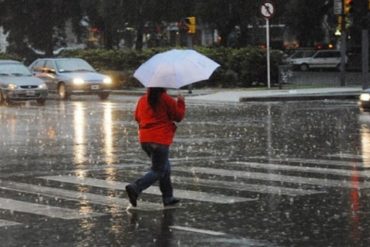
[
  {"x1": 98, "y1": 92, "x2": 110, "y2": 100},
  {"x1": 58, "y1": 83, "x2": 69, "y2": 100},
  {"x1": 300, "y1": 64, "x2": 309, "y2": 71},
  {"x1": 36, "y1": 98, "x2": 46, "y2": 105}
]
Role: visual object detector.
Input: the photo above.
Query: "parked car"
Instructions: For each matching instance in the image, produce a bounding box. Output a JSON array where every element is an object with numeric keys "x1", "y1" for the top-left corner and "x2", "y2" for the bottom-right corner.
[
  {"x1": 288, "y1": 50, "x2": 346, "y2": 71},
  {"x1": 283, "y1": 49, "x2": 315, "y2": 64},
  {"x1": 0, "y1": 60, "x2": 48, "y2": 105},
  {"x1": 29, "y1": 58, "x2": 112, "y2": 100},
  {"x1": 360, "y1": 88, "x2": 370, "y2": 109}
]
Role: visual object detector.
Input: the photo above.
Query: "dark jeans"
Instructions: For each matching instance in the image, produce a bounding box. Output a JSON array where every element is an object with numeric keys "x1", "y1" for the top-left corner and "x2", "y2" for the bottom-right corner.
[{"x1": 133, "y1": 143, "x2": 173, "y2": 202}]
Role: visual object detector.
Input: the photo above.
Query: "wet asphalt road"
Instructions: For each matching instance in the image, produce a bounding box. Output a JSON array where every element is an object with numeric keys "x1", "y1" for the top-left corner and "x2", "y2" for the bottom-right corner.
[{"x1": 0, "y1": 94, "x2": 370, "y2": 246}]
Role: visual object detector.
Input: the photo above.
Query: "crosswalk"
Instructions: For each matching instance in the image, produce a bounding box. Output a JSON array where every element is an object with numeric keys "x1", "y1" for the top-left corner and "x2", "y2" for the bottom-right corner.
[{"x1": 0, "y1": 155, "x2": 367, "y2": 229}]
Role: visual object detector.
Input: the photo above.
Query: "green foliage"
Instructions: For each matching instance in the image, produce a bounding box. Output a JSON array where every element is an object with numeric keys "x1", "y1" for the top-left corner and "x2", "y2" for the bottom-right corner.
[
  {"x1": 60, "y1": 47, "x2": 283, "y2": 88},
  {"x1": 0, "y1": 53, "x2": 22, "y2": 61}
]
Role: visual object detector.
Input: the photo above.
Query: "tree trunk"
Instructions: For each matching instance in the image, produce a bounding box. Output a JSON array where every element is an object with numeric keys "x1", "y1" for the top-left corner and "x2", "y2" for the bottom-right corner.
[{"x1": 135, "y1": 25, "x2": 143, "y2": 51}]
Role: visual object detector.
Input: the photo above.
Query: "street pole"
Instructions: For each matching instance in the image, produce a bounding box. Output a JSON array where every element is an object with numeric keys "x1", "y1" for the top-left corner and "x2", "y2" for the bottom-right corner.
[
  {"x1": 340, "y1": 17, "x2": 346, "y2": 87},
  {"x1": 187, "y1": 34, "x2": 193, "y2": 94},
  {"x1": 260, "y1": 0, "x2": 274, "y2": 89},
  {"x1": 266, "y1": 19, "x2": 271, "y2": 89},
  {"x1": 360, "y1": 0, "x2": 369, "y2": 90},
  {"x1": 362, "y1": 29, "x2": 369, "y2": 89}
]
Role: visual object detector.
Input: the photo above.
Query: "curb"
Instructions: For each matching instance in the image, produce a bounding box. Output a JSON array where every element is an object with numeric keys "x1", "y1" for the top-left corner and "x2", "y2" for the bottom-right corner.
[{"x1": 239, "y1": 93, "x2": 360, "y2": 102}]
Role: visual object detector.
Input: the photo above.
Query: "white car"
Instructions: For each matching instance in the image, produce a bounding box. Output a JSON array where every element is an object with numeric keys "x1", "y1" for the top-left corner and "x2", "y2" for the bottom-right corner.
[
  {"x1": 29, "y1": 58, "x2": 112, "y2": 100},
  {"x1": 284, "y1": 50, "x2": 315, "y2": 64},
  {"x1": 0, "y1": 60, "x2": 48, "y2": 105},
  {"x1": 289, "y1": 50, "x2": 346, "y2": 71}
]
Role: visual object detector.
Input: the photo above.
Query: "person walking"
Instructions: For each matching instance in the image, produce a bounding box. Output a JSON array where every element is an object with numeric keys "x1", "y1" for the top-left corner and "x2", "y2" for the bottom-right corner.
[{"x1": 125, "y1": 87, "x2": 185, "y2": 207}]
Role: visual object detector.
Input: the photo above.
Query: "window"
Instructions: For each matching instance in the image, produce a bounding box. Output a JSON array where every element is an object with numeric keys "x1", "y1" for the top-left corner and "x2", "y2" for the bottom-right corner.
[
  {"x1": 31, "y1": 60, "x2": 45, "y2": 72},
  {"x1": 45, "y1": 60, "x2": 55, "y2": 70},
  {"x1": 315, "y1": 52, "x2": 330, "y2": 58}
]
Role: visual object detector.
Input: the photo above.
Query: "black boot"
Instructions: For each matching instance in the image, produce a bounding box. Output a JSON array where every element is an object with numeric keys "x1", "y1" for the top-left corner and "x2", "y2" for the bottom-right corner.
[
  {"x1": 163, "y1": 197, "x2": 180, "y2": 206},
  {"x1": 125, "y1": 184, "x2": 138, "y2": 207}
]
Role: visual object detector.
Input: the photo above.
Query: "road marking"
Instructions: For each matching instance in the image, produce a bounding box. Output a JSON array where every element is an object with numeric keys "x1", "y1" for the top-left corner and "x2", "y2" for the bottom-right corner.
[
  {"x1": 0, "y1": 219, "x2": 22, "y2": 227},
  {"x1": 0, "y1": 180, "x2": 162, "y2": 211},
  {"x1": 169, "y1": 225, "x2": 274, "y2": 246},
  {"x1": 172, "y1": 167, "x2": 370, "y2": 189},
  {"x1": 0, "y1": 163, "x2": 146, "y2": 179},
  {"x1": 40, "y1": 176, "x2": 256, "y2": 204},
  {"x1": 255, "y1": 157, "x2": 363, "y2": 168},
  {"x1": 0, "y1": 198, "x2": 104, "y2": 220},
  {"x1": 129, "y1": 171, "x2": 323, "y2": 196},
  {"x1": 326, "y1": 153, "x2": 364, "y2": 160},
  {"x1": 229, "y1": 161, "x2": 370, "y2": 178},
  {"x1": 171, "y1": 156, "x2": 230, "y2": 164},
  {"x1": 170, "y1": 176, "x2": 324, "y2": 196},
  {"x1": 169, "y1": 225, "x2": 226, "y2": 236}
]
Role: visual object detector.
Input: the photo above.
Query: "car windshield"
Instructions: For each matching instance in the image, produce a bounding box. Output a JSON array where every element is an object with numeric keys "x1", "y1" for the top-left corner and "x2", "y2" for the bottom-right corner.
[
  {"x1": 0, "y1": 63, "x2": 32, "y2": 76},
  {"x1": 56, "y1": 59, "x2": 95, "y2": 73}
]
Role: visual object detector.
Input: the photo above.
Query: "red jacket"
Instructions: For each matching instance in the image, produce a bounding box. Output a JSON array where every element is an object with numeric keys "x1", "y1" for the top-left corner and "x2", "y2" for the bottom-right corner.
[{"x1": 135, "y1": 91, "x2": 185, "y2": 145}]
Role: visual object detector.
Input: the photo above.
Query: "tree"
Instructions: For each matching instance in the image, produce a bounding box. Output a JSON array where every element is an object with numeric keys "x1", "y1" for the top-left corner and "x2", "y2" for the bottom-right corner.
[
  {"x1": 81, "y1": 0, "x2": 128, "y2": 49},
  {"x1": 122, "y1": 0, "x2": 176, "y2": 50},
  {"x1": 0, "y1": 0, "x2": 82, "y2": 57},
  {"x1": 283, "y1": 0, "x2": 329, "y2": 47}
]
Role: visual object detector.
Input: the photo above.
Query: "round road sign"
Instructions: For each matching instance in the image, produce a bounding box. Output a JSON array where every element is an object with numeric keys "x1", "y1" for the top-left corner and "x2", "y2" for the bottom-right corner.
[{"x1": 260, "y1": 0, "x2": 275, "y2": 19}]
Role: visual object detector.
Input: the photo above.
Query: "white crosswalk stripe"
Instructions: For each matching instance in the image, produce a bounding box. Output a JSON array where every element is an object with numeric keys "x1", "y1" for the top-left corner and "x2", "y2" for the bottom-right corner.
[
  {"x1": 229, "y1": 161, "x2": 370, "y2": 178},
  {"x1": 40, "y1": 176, "x2": 256, "y2": 204},
  {"x1": 128, "y1": 170, "x2": 324, "y2": 196},
  {"x1": 0, "y1": 219, "x2": 22, "y2": 228},
  {"x1": 170, "y1": 176, "x2": 325, "y2": 196},
  {"x1": 0, "y1": 180, "x2": 163, "y2": 211},
  {"x1": 257, "y1": 157, "x2": 363, "y2": 168},
  {"x1": 0, "y1": 197, "x2": 104, "y2": 220},
  {"x1": 172, "y1": 166, "x2": 370, "y2": 189},
  {"x1": 0, "y1": 156, "x2": 364, "y2": 224}
]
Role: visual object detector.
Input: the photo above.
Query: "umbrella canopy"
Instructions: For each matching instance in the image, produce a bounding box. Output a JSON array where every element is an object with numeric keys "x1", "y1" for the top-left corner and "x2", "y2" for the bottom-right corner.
[{"x1": 133, "y1": 49, "x2": 220, "y2": 89}]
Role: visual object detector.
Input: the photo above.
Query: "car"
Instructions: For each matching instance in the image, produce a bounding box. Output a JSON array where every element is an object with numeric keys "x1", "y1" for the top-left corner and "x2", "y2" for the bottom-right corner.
[
  {"x1": 29, "y1": 58, "x2": 112, "y2": 100},
  {"x1": 0, "y1": 60, "x2": 48, "y2": 105},
  {"x1": 283, "y1": 49, "x2": 315, "y2": 64},
  {"x1": 360, "y1": 88, "x2": 370, "y2": 109},
  {"x1": 288, "y1": 49, "x2": 346, "y2": 71}
]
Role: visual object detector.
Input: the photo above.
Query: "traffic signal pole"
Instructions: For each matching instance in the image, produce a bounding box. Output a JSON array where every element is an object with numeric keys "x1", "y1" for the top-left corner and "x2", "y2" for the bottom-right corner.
[
  {"x1": 185, "y1": 16, "x2": 196, "y2": 94},
  {"x1": 361, "y1": 0, "x2": 369, "y2": 90},
  {"x1": 362, "y1": 29, "x2": 369, "y2": 89},
  {"x1": 340, "y1": 0, "x2": 348, "y2": 87},
  {"x1": 187, "y1": 35, "x2": 193, "y2": 94},
  {"x1": 340, "y1": 21, "x2": 346, "y2": 87}
]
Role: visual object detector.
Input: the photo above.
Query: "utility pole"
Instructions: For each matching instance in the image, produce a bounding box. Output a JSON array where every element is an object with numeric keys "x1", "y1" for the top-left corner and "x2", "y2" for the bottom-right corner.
[
  {"x1": 260, "y1": 0, "x2": 275, "y2": 89},
  {"x1": 185, "y1": 17, "x2": 196, "y2": 94},
  {"x1": 339, "y1": 0, "x2": 351, "y2": 87},
  {"x1": 361, "y1": 0, "x2": 369, "y2": 89}
]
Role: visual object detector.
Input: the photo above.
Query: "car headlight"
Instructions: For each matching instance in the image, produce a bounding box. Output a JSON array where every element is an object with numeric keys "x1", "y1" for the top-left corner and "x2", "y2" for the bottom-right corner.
[
  {"x1": 73, "y1": 78, "x2": 85, "y2": 85},
  {"x1": 360, "y1": 93, "x2": 370, "y2": 102},
  {"x1": 38, "y1": 83, "x2": 47, "y2": 89},
  {"x1": 103, "y1": 77, "x2": 112, "y2": 84},
  {"x1": 7, "y1": 83, "x2": 17, "y2": 90}
]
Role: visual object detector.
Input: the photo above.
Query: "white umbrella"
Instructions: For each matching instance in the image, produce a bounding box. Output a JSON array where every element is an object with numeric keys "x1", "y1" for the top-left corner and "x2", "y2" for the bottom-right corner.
[{"x1": 133, "y1": 49, "x2": 220, "y2": 88}]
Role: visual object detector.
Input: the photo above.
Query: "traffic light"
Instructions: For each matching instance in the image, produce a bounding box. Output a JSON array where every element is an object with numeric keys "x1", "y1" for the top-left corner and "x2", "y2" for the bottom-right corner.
[
  {"x1": 335, "y1": 15, "x2": 342, "y2": 36},
  {"x1": 344, "y1": 0, "x2": 353, "y2": 15},
  {"x1": 184, "y1": 16, "x2": 196, "y2": 34}
]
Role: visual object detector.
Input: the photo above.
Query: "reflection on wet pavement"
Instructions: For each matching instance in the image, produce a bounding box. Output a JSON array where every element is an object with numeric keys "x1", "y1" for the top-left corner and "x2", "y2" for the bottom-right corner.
[{"x1": 0, "y1": 97, "x2": 370, "y2": 246}]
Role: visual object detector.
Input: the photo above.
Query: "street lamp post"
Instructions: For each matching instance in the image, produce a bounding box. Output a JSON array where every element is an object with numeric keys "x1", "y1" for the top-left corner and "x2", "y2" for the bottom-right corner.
[{"x1": 260, "y1": 0, "x2": 275, "y2": 89}]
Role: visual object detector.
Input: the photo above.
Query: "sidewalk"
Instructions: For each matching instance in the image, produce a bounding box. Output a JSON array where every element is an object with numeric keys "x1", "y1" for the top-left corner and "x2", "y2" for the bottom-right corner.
[{"x1": 112, "y1": 87, "x2": 363, "y2": 102}]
